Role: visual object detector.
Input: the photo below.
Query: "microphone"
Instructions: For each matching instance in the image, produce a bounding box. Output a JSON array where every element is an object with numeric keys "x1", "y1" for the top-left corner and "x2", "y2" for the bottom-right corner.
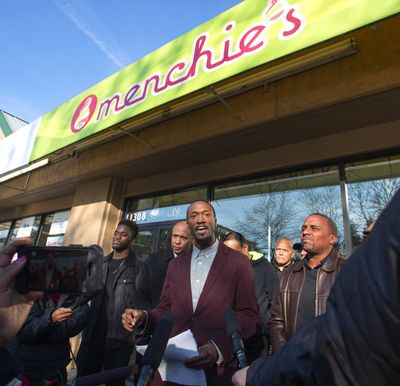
[
  {"x1": 224, "y1": 308, "x2": 247, "y2": 369},
  {"x1": 70, "y1": 293, "x2": 95, "y2": 311},
  {"x1": 75, "y1": 365, "x2": 136, "y2": 386},
  {"x1": 74, "y1": 311, "x2": 175, "y2": 386},
  {"x1": 137, "y1": 311, "x2": 175, "y2": 386},
  {"x1": 293, "y1": 242, "x2": 303, "y2": 251}
]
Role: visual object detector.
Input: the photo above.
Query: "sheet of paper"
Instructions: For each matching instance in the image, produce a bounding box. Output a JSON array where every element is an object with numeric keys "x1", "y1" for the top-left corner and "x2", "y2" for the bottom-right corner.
[{"x1": 136, "y1": 329, "x2": 207, "y2": 386}]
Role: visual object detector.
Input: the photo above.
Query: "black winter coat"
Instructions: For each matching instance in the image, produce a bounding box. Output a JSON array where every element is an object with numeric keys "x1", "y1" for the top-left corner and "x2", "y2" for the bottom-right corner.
[
  {"x1": 78, "y1": 250, "x2": 137, "y2": 345},
  {"x1": 247, "y1": 189, "x2": 400, "y2": 386},
  {"x1": 251, "y1": 257, "x2": 279, "y2": 332},
  {"x1": 8, "y1": 293, "x2": 89, "y2": 385},
  {"x1": 134, "y1": 248, "x2": 174, "y2": 310}
]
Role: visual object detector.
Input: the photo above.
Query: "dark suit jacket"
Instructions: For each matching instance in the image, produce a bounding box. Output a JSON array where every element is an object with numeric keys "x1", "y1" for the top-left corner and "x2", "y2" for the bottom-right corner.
[
  {"x1": 134, "y1": 249, "x2": 174, "y2": 310},
  {"x1": 146, "y1": 242, "x2": 259, "y2": 386}
]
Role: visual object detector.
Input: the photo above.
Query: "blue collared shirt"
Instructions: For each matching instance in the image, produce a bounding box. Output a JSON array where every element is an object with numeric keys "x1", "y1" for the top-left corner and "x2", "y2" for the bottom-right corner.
[{"x1": 190, "y1": 240, "x2": 219, "y2": 311}]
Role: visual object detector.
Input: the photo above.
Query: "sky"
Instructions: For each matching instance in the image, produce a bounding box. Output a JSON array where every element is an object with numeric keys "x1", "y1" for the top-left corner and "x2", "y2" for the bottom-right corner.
[{"x1": 0, "y1": 0, "x2": 242, "y2": 123}]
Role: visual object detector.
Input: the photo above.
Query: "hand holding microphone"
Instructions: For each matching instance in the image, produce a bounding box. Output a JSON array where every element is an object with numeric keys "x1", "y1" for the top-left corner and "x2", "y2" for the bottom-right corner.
[
  {"x1": 136, "y1": 311, "x2": 175, "y2": 386},
  {"x1": 75, "y1": 311, "x2": 175, "y2": 386},
  {"x1": 224, "y1": 308, "x2": 248, "y2": 369},
  {"x1": 122, "y1": 308, "x2": 146, "y2": 332}
]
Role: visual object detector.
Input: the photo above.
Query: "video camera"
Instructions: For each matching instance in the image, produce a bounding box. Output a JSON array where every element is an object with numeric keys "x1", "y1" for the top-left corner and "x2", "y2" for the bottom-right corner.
[{"x1": 15, "y1": 245, "x2": 103, "y2": 295}]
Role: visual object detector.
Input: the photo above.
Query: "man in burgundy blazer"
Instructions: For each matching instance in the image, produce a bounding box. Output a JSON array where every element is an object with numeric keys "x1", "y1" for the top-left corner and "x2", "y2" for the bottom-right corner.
[{"x1": 122, "y1": 201, "x2": 259, "y2": 386}]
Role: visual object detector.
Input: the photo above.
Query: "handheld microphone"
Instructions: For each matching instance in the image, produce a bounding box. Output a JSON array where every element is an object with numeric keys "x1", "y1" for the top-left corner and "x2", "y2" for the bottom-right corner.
[
  {"x1": 224, "y1": 308, "x2": 248, "y2": 369},
  {"x1": 70, "y1": 293, "x2": 95, "y2": 311},
  {"x1": 293, "y1": 242, "x2": 303, "y2": 251},
  {"x1": 74, "y1": 365, "x2": 136, "y2": 386},
  {"x1": 137, "y1": 311, "x2": 175, "y2": 386}
]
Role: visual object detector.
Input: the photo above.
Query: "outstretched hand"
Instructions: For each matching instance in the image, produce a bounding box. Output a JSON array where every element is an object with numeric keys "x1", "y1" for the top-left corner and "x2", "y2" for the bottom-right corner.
[{"x1": 0, "y1": 238, "x2": 43, "y2": 347}]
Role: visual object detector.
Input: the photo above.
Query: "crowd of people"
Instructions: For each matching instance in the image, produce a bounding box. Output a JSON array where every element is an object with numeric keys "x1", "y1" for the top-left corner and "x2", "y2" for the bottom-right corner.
[{"x1": 0, "y1": 197, "x2": 399, "y2": 386}]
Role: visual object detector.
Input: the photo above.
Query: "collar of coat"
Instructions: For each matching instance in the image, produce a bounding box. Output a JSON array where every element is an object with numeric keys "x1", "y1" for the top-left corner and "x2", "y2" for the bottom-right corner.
[
  {"x1": 293, "y1": 249, "x2": 339, "y2": 273},
  {"x1": 103, "y1": 249, "x2": 136, "y2": 267}
]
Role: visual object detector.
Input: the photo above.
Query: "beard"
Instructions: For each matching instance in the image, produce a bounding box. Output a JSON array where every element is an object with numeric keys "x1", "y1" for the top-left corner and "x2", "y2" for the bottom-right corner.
[{"x1": 113, "y1": 245, "x2": 128, "y2": 252}]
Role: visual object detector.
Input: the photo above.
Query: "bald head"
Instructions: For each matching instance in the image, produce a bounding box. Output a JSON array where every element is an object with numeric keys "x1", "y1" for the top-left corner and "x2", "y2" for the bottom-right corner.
[
  {"x1": 171, "y1": 221, "x2": 192, "y2": 255},
  {"x1": 274, "y1": 238, "x2": 294, "y2": 268}
]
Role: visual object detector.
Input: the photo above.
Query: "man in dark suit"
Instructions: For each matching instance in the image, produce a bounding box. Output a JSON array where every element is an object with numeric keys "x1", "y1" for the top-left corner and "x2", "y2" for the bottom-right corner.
[
  {"x1": 135, "y1": 221, "x2": 192, "y2": 309},
  {"x1": 122, "y1": 200, "x2": 259, "y2": 386}
]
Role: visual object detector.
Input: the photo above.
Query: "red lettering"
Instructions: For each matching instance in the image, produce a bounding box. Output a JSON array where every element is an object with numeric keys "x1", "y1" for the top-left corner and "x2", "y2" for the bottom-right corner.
[
  {"x1": 124, "y1": 84, "x2": 141, "y2": 106},
  {"x1": 239, "y1": 25, "x2": 266, "y2": 53},
  {"x1": 93, "y1": 3, "x2": 305, "y2": 123},
  {"x1": 141, "y1": 74, "x2": 166, "y2": 99},
  {"x1": 186, "y1": 35, "x2": 216, "y2": 78},
  {"x1": 282, "y1": 8, "x2": 302, "y2": 37},
  {"x1": 96, "y1": 94, "x2": 123, "y2": 121},
  {"x1": 165, "y1": 62, "x2": 187, "y2": 87}
]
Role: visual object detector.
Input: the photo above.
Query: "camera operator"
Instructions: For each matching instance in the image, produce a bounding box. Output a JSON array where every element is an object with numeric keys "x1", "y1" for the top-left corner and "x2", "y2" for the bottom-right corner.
[
  {"x1": 0, "y1": 238, "x2": 43, "y2": 386},
  {"x1": 7, "y1": 290, "x2": 89, "y2": 386}
]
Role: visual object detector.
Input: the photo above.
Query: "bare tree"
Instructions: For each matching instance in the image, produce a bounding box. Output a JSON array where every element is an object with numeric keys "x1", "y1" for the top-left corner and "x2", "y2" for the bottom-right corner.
[
  {"x1": 349, "y1": 177, "x2": 400, "y2": 235},
  {"x1": 300, "y1": 186, "x2": 342, "y2": 226},
  {"x1": 236, "y1": 192, "x2": 294, "y2": 252}
]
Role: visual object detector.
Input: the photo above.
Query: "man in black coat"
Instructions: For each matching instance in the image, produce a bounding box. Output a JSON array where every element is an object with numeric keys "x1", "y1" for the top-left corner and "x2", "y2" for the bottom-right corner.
[
  {"x1": 223, "y1": 231, "x2": 279, "y2": 360},
  {"x1": 232, "y1": 189, "x2": 400, "y2": 386},
  {"x1": 76, "y1": 219, "x2": 139, "y2": 386},
  {"x1": 134, "y1": 220, "x2": 192, "y2": 309}
]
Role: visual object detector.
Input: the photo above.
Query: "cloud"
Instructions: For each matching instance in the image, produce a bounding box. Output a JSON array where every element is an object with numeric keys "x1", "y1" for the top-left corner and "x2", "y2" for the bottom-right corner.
[{"x1": 52, "y1": 0, "x2": 131, "y2": 69}]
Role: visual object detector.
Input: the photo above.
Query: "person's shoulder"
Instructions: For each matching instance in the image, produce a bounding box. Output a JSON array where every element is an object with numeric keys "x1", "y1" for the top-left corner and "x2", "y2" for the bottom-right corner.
[
  {"x1": 336, "y1": 253, "x2": 347, "y2": 268},
  {"x1": 170, "y1": 248, "x2": 191, "y2": 266},
  {"x1": 255, "y1": 257, "x2": 276, "y2": 272},
  {"x1": 221, "y1": 243, "x2": 250, "y2": 264},
  {"x1": 281, "y1": 259, "x2": 302, "y2": 278},
  {"x1": 146, "y1": 249, "x2": 172, "y2": 263}
]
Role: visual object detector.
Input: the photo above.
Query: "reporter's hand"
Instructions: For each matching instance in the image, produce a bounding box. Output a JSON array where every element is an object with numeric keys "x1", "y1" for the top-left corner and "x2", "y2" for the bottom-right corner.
[
  {"x1": 184, "y1": 342, "x2": 219, "y2": 369},
  {"x1": 0, "y1": 238, "x2": 43, "y2": 347},
  {"x1": 121, "y1": 308, "x2": 145, "y2": 332},
  {"x1": 51, "y1": 307, "x2": 73, "y2": 323},
  {"x1": 232, "y1": 366, "x2": 249, "y2": 386}
]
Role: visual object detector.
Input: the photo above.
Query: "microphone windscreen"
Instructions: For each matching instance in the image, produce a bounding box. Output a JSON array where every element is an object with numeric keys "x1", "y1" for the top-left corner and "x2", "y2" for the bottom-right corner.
[
  {"x1": 293, "y1": 242, "x2": 303, "y2": 251},
  {"x1": 75, "y1": 365, "x2": 135, "y2": 386},
  {"x1": 142, "y1": 311, "x2": 175, "y2": 369},
  {"x1": 224, "y1": 308, "x2": 241, "y2": 336}
]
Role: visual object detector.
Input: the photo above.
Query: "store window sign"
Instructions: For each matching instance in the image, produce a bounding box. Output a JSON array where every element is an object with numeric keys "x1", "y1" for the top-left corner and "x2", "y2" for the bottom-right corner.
[
  {"x1": 46, "y1": 235, "x2": 65, "y2": 247},
  {"x1": 126, "y1": 204, "x2": 189, "y2": 224},
  {"x1": 30, "y1": 0, "x2": 400, "y2": 161},
  {"x1": 16, "y1": 217, "x2": 35, "y2": 238},
  {"x1": 49, "y1": 211, "x2": 71, "y2": 235}
]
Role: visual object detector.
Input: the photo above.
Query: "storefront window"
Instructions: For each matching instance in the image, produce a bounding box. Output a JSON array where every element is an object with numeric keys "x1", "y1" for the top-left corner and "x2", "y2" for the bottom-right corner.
[
  {"x1": 6, "y1": 210, "x2": 71, "y2": 246},
  {"x1": 125, "y1": 187, "x2": 207, "y2": 225},
  {"x1": 346, "y1": 155, "x2": 400, "y2": 250},
  {"x1": 37, "y1": 210, "x2": 71, "y2": 246},
  {"x1": 122, "y1": 153, "x2": 400, "y2": 260},
  {"x1": 8, "y1": 216, "x2": 42, "y2": 243},
  {"x1": 212, "y1": 167, "x2": 344, "y2": 259},
  {"x1": 0, "y1": 221, "x2": 12, "y2": 247}
]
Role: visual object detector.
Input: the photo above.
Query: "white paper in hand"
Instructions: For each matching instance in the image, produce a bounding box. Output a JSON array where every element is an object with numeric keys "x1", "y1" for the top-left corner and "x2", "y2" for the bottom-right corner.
[{"x1": 136, "y1": 329, "x2": 206, "y2": 386}]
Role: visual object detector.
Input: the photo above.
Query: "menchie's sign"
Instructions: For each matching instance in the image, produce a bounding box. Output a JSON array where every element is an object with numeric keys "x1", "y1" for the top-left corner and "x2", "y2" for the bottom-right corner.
[
  {"x1": 71, "y1": 1, "x2": 305, "y2": 134},
  {"x1": 30, "y1": 0, "x2": 400, "y2": 161}
]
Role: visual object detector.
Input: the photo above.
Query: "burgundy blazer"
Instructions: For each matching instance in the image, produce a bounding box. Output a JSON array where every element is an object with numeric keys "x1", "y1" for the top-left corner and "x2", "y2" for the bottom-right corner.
[{"x1": 146, "y1": 242, "x2": 259, "y2": 386}]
